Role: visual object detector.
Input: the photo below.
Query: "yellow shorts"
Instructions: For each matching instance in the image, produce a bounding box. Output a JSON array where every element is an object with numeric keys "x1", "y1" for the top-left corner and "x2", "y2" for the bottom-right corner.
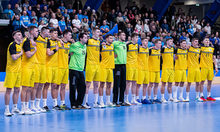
[
  {"x1": 35, "y1": 64, "x2": 46, "y2": 84},
  {"x1": 175, "y1": 69, "x2": 187, "y2": 82},
  {"x1": 99, "y1": 68, "x2": 113, "y2": 82},
  {"x1": 149, "y1": 71, "x2": 160, "y2": 83},
  {"x1": 201, "y1": 68, "x2": 214, "y2": 81},
  {"x1": 46, "y1": 67, "x2": 58, "y2": 84},
  {"x1": 161, "y1": 69, "x2": 174, "y2": 83},
  {"x1": 137, "y1": 69, "x2": 149, "y2": 84},
  {"x1": 4, "y1": 72, "x2": 21, "y2": 88},
  {"x1": 187, "y1": 68, "x2": 201, "y2": 83},
  {"x1": 126, "y1": 67, "x2": 138, "y2": 81},
  {"x1": 21, "y1": 68, "x2": 35, "y2": 87},
  {"x1": 57, "y1": 68, "x2": 69, "y2": 85},
  {"x1": 86, "y1": 64, "x2": 100, "y2": 82}
]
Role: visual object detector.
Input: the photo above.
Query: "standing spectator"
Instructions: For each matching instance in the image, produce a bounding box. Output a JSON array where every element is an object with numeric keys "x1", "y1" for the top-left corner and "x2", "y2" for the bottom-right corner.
[
  {"x1": 39, "y1": 13, "x2": 48, "y2": 25},
  {"x1": 161, "y1": 19, "x2": 170, "y2": 32},
  {"x1": 100, "y1": 20, "x2": 110, "y2": 34},
  {"x1": 49, "y1": 13, "x2": 59, "y2": 29},
  {"x1": 59, "y1": 2, "x2": 65, "y2": 13},
  {"x1": 28, "y1": 18, "x2": 38, "y2": 27},
  {"x1": 204, "y1": 23, "x2": 211, "y2": 35},
  {"x1": 56, "y1": 9, "x2": 63, "y2": 21},
  {"x1": 81, "y1": 18, "x2": 89, "y2": 30},
  {"x1": 143, "y1": 20, "x2": 150, "y2": 33},
  {"x1": 13, "y1": 4, "x2": 21, "y2": 16},
  {"x1": 135, "y1": 20, "x2": 142, "y2": 33},
  {"x1": 77, "y1": 9, "x2": 83, "y2": 21},
  {"x1": 63, "y1": 9, "x2": 70, "y2": 20},
  {"x1": 72, "y1": 15, "x2": 81, "y2": 29},
  {"x1": 3, "y1": 4, "x2": 14, "y2": 20},
  {"x1": 12, "y1": 15, "x2": 21, "y2": 31},
  {"x1": 30, "y1": 11, "x2": 38, "y2": 22},
  {"x1": 20, "y1": 11, "x2": 30, "y2": 32},
  {"x1": 109, "y1": 9, "x2": 117, "y2": 29},
  {"x1": 58, "y1": 16, "x2": 67, "y2": 34}
]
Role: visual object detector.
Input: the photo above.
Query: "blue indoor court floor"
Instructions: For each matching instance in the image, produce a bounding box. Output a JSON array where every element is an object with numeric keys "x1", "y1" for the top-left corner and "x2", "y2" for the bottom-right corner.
[{"x1": 0, "y1": 85, "x2": 220, "y2": 132}]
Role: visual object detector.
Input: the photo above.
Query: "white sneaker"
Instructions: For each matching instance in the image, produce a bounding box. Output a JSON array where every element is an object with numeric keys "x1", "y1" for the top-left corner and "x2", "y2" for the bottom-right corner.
[
  {"x1": 173, "y1": 98, "x2": 179, "y2": 103},
  {"x1": 161, "y1": 98, "x2": 167, "y2": 103},
  {"x1": 124, "y1": 101, "x2": 132, "y2": 106},
  {"x1": 37, "y1": 107, "x2": 47, "y2": 113},
  {"x1": 83, "y1": 103, "x2": 91, "y2": 109},
  {"x1": 31, "y1": 106, "x2": 40, "y2": 114},
  {"x1": 93, "y1": 103, "x2": 101, "y2": 108},
  {"x1": 4, "y1": 111, "x2": 13, "y2": 117},
  {"x1": 99, "y1": 102, "x2": 105, "y2": 108},
  {"x1": 106, "y1": 102, "x2": 116, "y2": 107},
  {"x1": 185, "y1": 98, "x2": 190, "y2": 102},
  {"x1": 196, "y1": 97, "x2": 203, "y2": 102},
  {"x1": 131, "y1": 100, "x2": 142, "y2": 105},
  {"x1": 12, "y1": 108, "x2": 20, "y2": 114},
  {"x1": 179, "y1": 97, "x2": 185, "y2": 102},
  {"x1": 19, "y1": 110, "x2": 25, "y2": 115},
  {"x1": 168, "y1": 98, "x2": 174, "y2": 102},
  {"x1": 25, "y1": 108, "x2": 34, "y2": 115}
]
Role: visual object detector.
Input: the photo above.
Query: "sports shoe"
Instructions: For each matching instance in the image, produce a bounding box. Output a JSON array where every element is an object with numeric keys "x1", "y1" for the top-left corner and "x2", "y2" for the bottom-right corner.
[
  {"x1": 141, "y1": 99, "x2": 152, "y2": 104},
  {"x1": 161, "y1": 98, "x2": 167, "y2": 103},
  {"x1": 131, "y1": 100, "x2": 142, "y2": 105},
  {"x1": 185, "y1": 98, "x2": 190, "y2": 102},
  {"x1": 200, "y1": 96, "x2": 207, "y2": 101},
  {"x1": 106, "y1": 102, "x2": 116, "y2": 107},
  {"x1": 99, "y1": 102, "x2": 106, "y2": 108},
  {"x1": 53, "y1": 105, "x2": 62, "y2": 110},
  {"x1": 173, "y1": 98, "x2": 179, "y2": 103},
  {"x1": 136, "y1": 99, "x2": 142, "y2": 103},
  {"x1": 83, "y1": 103, "x2": 91, "y2": 109},
  {"x1": 195, "y1": 97, "x2": 203, "y2": 102},
  {"x1": 207, "y1": 96, "x2": 216, "y2": 101},
  {"x1": 42, "y1": 106, "x2": 50, "y2": 112},
  {"x1": 168, "y1": 98, "x2": 174, "y2": 102},
  {"x1": 124, "y1": 101, "x2": 132, "y2": 106},
  {"x1": 19, "y1": 110, "x2": 25, "y2": 115},
  {"x1": 153, "y1": 99, "x2": 162, "y2": 104},
  {"x1": 31, "y1": 106, "x2": 40, "y2": 114},
  {"x1": 60, "y1": 104, "x2": 71, "y2": 110},
  {"x1": 93, "y1": 103, "x2": 101, "y2": 108},
  {"x1": 4, "y1": 111, "x2": 13, "y2": 117},
  {"x1": 24, "y1": 108, "x2": 34, "y2": 115},
  {"x1": 113, "y1": 102, "x2": 121, "y2": 107},
  {"x1": 179, "y1": 97, "x2": 185, "y2": 102},
  {"x1": 12, "y1": 108, "x2": 20, "y2": 114}
]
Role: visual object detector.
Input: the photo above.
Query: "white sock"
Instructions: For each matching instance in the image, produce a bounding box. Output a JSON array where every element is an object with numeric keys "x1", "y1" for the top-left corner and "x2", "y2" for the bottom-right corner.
[
  {"x1": 36, "y1": 98, "x2": 41, "y2": 107},
  {"x1": 99, "y1": 96, "x2": 103, "y2": 104},
  {"x1": 196, "y1": 92, "x2": 200, "y2": 98},
  {"x1": 43, "y1": 99, "x2": 47, "y2": 107},
  {"x1": 125, "y1": 95, "x2": 129, "y2": 102},
  {"x1": 25, "y1": 102, "x2": 29, "y2": 109},
  {"x1": 132, "y1": 94, "x2": 136, "y2": 101},
  {"x1": 169, "y1": 93, "x2": 172, "y2": 99},
  {"x1": 106, "y1": 96, "x2": 110, "y2": 104},
  {"x1": 161, "y1": 94, "x2": 165, "y2": 99},
  {"x1": 31, "y1": 100, "x2": 35, "y2": 108},
  {"x1": 186, "y1": 92, "x2": 189, "y2": 99},
  {"x1": 21, "y1": 102, "x2": 25, "y2": 111},
  {"x1": 5, "y1": 105, "x2": 10, "y2": 112},
  {"x1": 94, "y1": 94, "x2": 98, "y2": 104},
  {"x1": 200, "y1": 92, "x2": 204, "y2": 97},
  {"x1": 53, "y1": 99, "x2": 57, "y2": 107},
  {"x1": 207, "y1": 92, "x2": 211, "y2": 97},
  {"x1": 13, "y1": 104, "x2": 17, "y2": 109},
  {"x1": 179, "y1": 87, "x2": 184, "y2": 98},
  {"x1": 136, "y1": 96, "x2": 139, "y2": 100},
  {"x1": 154, "y1": 95, "x2": 157, "y2": 100},
  {"x1": 173, "y1": 86, "x2": 178, "y2": 99},
  {"x1": 61, "y1": 100, "x2": 65, "y2": 105},
  {"x1": 142, "y1": 96, "x2": 146, "y2": 100},
  {"x1": 84, "y1": 94, "x2": 88, "y2": 103}
]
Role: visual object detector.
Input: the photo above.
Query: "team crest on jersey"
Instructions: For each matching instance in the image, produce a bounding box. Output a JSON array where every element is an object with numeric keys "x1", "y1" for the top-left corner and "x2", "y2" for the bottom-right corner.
[
  {"x1": 111, "y1": 46, "x2": 113, "y2": 48},
  {"x1": 103, "y1": 45, "x2": 107, "y2": 49},
  {"x1": 209, "y1": 49, "x2": 212, "y2": 51},
  {"x1": 197, "y1": 49, "x2": 199, "y2": 52}
]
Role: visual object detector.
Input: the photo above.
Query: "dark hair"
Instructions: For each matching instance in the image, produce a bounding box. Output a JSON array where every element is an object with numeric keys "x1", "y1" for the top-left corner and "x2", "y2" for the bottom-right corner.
[
  {"x1": 141, "y1": 37, "x2": 148, "y2": 41},
  {"x1": 192, "y1": 37, "x2": 199, "y2": 42},
  {"x1": 28, "y1": 26, "x2": 37, "y2": 32},
  {"x1": 131, "y1": 32, "x2": 138, "y2": 38},
  {"x1": 105, "y1": 34, "x2": 113, "y2": 38},
  {"x1": 50, "y1": 28, "x2": 58, "y2": 33},
  {"x1": 155, "y1": 39, "x2": 161, "y2": 44},
  {"x1": 63, "y1": 29, "x2": 72, "y2": 36},
  {"x1": 41, "y1": 27, "x2": 49, "y2": 32},
  {"x1": 92, "y1": 27, "x2": 100, "y2": 32},
  {"x1": 79, "y1": 33, "x2": 87, "y2": 40},
  {"x1": 12, "y1": 30, "x2": 21, "y2": 37},
  {"x1": 180, "y1": 39, "x2": 186, "y2": 43},
  {"x1": 203, "y1": 36, "x2": 210, "y2": 41},
  {"x1": 118, "y1": 31, "x2": 125, "y2": 36},
  {"x1": 166, "y1": 37, "x2": 173, "y2": 42}
]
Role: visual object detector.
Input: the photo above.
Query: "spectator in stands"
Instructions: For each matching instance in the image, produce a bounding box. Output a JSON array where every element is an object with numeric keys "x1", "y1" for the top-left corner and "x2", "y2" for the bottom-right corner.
[
  {"x1": 49, "y1": 13, "x2": 59, "y2": 29},
  {"x1": 27, "y1": 6, "x2": 32, "y2": 17},
  {"x1": 58, "y1": 16, "x2": 67, "y2": 34},
  {"x1": 72, "y1": 15, "x2": 81, "y2": 29},
  {"x1": 34, "y1": 4, "x2": 41, "y2": 18},
  {"x1": 63, "y1": 9, "x2": 70, "y2": 20},
  {"x1": 161, "y1": 19, "x2": 170, "y2": 32},
  {"x1": 20, "y1": 11, "x2": 30, "y2": 31},
  {"x1": 100, "y1": 20, "x2": 110, "y2": 34},
  {"x1": 3, "y1": 4, "x2": 14, "y2": 20},
  {"x1": 12, "y1": 15, "x2": 21, "y2": 31},
  {"x1": 23, "y1": 0, "x2": 30, "y2": 9},
  {"x1": 13, "y1": 4, "x2": 21, "y2": 16},
  {"x1": 78, "y1": 9, "x2": 83, "y2": 21},
  {"x1": 59, "y1": 2, "x2": 66, "y2": 13},
  {"x1": 30, "y1": 11, "x2": 38, "y2": 21},
  {"x1": 204, "y1": 23, "x2": 211, "y2": 35},
  {"x1": 135, "y1": 20, "x2": 142, "y2": 33},
  {"x1": 29, "y1": 18, "x2": 38, "y2": 27},
  {"x1": 39, "y1": 13, "x2": 48, "y2": 25},
  {"x1": 56, "y1": 9, "x2": 63, "y2": 21}
]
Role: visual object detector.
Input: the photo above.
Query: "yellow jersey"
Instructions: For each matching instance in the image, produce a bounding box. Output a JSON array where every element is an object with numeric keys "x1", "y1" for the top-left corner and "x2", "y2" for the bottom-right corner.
[
  {"x1": 6, "y1": 41, "x2": 22, "y2": 72},
  {"x1": 161, "y1": 47, "x2": 174, "y2": 70},
  {"x1": 35, "y1": 35, "x2": 48, "y2": 65},
  {"x1": 58, "y1": 41, "x2": 71, "y2": 69},
  {"x1": 200, "y1": 46, "x2": 214, "y2": 68},
  {"x1": 174, "y1": 48, "x2": 188, "y2": 70},
  {"x1": 138, "y1": 47, "x2": 149, "y2": 70},
  {"x1": 127, "y1": 43, "x2": 138, "y2": 68},
  {"x1": 149, "y1": 48, "x2": 161, "y2": 72},
  {"x1": 187, "y1": 46, "x2": 200, "y2": 69},
  {"x1": 100, "y1": 43, "x2": 115, "y2": 69},
  {"x1": 46, "y1": 39, "x2": 59, "y2": 67},
  {"x1": 22, "y1": 38, "x2": 38, "y2": 69},
  {"x1": 86, "y1": 38, "x2": 100, "y2": 65}
]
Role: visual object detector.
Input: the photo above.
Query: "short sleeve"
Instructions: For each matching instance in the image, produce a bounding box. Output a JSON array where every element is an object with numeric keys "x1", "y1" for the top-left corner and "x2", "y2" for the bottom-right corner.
[
  {"x1": 9, "y1": 43, "x2": 17, "y2": 55},
  {"x1": 23, "y1": 39, "x2": 31, "y2": 52},
  {"x1": 47, "y1": 39, "x2": 51, "y2": 48}
]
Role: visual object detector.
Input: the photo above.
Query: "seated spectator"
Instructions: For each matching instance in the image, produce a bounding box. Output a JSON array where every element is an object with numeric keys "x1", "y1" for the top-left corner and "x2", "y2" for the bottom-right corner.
[
  {"x1": 59, "y1": 2, "x2": 65, "y2": 13},
  {"x1": 39, "y1": 13, "x2": 48, "y2": 25},
  {"x1": 81, "y1": 18, "x2": 89, "y2": 30},
  {"x1": 135, "y1": 20, "x2": 142, "y2": 33},
  {"x1": 204, "y1": 23, "x2": 211, "y2": 35},
  {"x1": 28, "y1": 18, "x2": 38, "y2": 27},
  {"x1": 56, "y1": 9, "x2": 63, "y2": 21},
  {"x1": 3, "y1": 4, "x2": 14, "y2": 20},
  {"x1": 13, "y1": 4, "x2": 21, "y2": 16},
  {"x1": 63, "y1": 9, "x2": 70, "y2": 20},
  {"x1": 161, "y1": 19, "x2": 169, "y2": 32},
  {"x1": 23, "y1": 0, "x2": 29, "y2": 9},
  {"x1": 20, "y1": 11, "x2": 30, "y2": 30},
  {"x1": 100, "y1": 20, "x2": 110, "y2": 33},
  {"x1": 66, "y1": 17, "x2": 73, "y2": 32},
  {"x1": 30, "y1": 11, "x2": 38, "y2": 22},
  {"x1": 38, "y1": 20, "x2": 48, "y2": 31},
  {"x1": 12, "y1": 15, "x2": 21, "y2": 31},
  {"x1": 58, "y1": 16, "x2": 67, "y2": 34},
  {"x1": 49, "y1": 13, "x2": 59, "y2": 29},
  {"x1": 72, "y1": 15, "x2": 81, "y2": 29},
  {"x1": 27, "y1": 6, "x2": 32, "y2": 16},
  {"x1": 78, "y1": 9, "x2": 83, "y2": 21}
]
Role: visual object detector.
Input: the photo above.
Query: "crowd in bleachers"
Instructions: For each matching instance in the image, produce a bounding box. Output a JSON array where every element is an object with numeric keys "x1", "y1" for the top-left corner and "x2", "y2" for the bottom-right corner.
[{"x1": 2, "y1": 0, "x2": 220, "y2": 57}]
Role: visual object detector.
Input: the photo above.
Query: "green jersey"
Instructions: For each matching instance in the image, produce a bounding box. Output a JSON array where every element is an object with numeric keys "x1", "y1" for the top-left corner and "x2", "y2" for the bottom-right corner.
[{"x1": 113, "y1": 41, "x2": 127, "y2": 64}]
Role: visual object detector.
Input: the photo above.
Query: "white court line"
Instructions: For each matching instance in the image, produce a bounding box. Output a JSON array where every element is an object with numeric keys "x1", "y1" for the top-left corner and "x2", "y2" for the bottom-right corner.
[{"x1": 214, "y1": 97, "x2": 220, "y2": 100}]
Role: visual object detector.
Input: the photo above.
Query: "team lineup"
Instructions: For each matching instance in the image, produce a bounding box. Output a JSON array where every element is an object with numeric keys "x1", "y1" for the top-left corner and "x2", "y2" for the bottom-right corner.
[{"x1": 3, "y1": 26, "x2": 218, "y2": 116}]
